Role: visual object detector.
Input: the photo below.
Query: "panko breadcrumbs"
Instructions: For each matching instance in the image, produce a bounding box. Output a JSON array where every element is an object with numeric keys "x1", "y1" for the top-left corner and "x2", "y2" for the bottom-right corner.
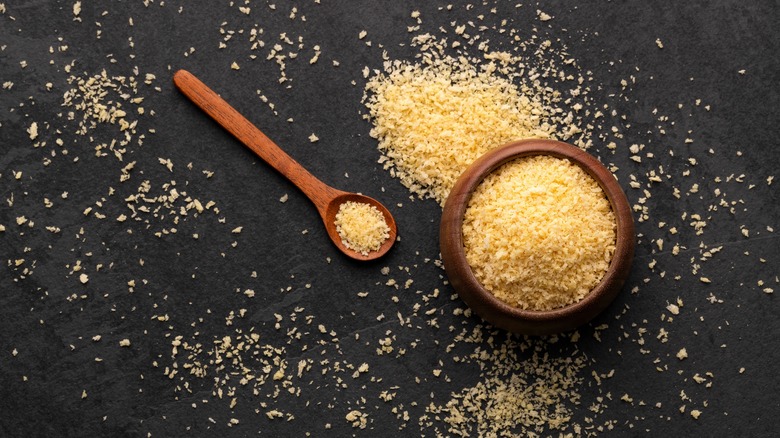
[
  {"x1": 363, "y1": 35, "x2": 587, "y2": 205},
  {"x1": 334, "y1": 201, "x2": 390, "y2": 255},
  {"x1": 463, "y1": 155, "x2": 616, "y2": 311}
]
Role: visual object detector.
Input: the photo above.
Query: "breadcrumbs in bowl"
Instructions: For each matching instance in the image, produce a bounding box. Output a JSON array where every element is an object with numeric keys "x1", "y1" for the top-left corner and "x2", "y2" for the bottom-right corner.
[{"x1": 440, "y1": 139, "x2": 635, "y2": 335}]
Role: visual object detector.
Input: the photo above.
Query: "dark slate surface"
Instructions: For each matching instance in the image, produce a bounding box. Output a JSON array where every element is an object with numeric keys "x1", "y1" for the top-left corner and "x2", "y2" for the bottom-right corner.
[{"x1": 1, "y1": 1, "x2": 778, "y2": 436}]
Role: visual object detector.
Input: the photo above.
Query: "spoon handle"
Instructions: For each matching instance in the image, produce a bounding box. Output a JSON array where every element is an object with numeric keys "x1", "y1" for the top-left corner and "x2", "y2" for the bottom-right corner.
[{"x1": 173, "y1": 69, "x2": 338, "y2": 211}]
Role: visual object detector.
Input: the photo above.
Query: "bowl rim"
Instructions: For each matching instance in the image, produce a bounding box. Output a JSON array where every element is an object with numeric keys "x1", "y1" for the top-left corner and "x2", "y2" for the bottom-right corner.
[{"x1": 440, "y1": 139, "x2": 635, "y2": 334}]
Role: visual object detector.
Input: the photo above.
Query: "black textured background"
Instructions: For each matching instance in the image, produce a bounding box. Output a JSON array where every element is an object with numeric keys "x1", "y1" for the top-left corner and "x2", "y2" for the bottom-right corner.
[{"x1": 1, "y1": 1, "x2": 778, "y2": 436}]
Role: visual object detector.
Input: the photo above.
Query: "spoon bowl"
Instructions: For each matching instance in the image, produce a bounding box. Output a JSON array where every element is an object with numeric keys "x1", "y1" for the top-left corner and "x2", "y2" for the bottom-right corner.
[
  {"x1": 323, "y1": 192, "x2": 397, "y2": 261},
  {"x1": 173, "y1": 69, "x2": 397, "y2": 261}
]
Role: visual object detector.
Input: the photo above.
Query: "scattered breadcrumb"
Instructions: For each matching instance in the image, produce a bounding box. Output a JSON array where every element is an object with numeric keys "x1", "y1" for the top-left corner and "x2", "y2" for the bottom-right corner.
[
  {"x1": 345, "y1": 410, "x2": 368, "y2": 429},
  {"x1": 27, "y1": 122, "x2": 38, "y2": 140}
]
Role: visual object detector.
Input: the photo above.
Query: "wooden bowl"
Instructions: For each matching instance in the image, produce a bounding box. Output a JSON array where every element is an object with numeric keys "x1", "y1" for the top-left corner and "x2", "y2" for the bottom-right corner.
[{"x1": 440, "y1": 139, "x2": 635, "y2": 335}]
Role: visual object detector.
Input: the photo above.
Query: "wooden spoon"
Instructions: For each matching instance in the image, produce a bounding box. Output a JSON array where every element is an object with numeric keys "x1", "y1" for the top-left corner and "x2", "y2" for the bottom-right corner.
[{"x1": 173, "y1": 69, "x2": 396, "y2": 261}]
